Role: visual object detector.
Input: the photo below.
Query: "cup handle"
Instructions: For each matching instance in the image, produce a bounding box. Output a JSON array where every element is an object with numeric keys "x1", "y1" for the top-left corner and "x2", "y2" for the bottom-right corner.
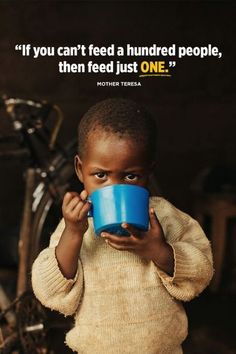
[{"x1": 87, "y1": 198, "x2": 93, "y2": 217}]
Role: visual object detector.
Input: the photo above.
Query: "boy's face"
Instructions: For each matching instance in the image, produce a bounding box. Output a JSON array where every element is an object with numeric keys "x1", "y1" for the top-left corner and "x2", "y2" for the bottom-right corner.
[{"x1": 75, "y1": 131, "x2": 154, "y2": 195}]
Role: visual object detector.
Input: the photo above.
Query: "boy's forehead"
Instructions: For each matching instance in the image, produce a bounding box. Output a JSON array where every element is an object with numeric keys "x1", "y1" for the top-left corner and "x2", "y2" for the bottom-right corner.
[
  {"x1": 84, "y1": 130, "x2": 147, "y2": 162},
  {"x1": 87, "y1": 130, "x2": 138, "y2": 149}
]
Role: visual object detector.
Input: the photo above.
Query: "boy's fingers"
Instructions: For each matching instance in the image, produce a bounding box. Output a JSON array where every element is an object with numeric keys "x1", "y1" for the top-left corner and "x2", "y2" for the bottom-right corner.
[
  {"x1": 71, "y1": 197, "x2": 91, "y2": 217},
  {"x1": 70, "y1": 199, "x2": 85, "y2": 215},
  {"x1": 101, "y1": 232, "x2": 125, "y2": 242},
  {"x1": 63, "y1": 190, "x2": 89, "y2": 212},
  {"x1": 76, "y1": 200, "x2": 91, "y2": 221},
  {"x1": 66, "y1": 196, "x2": 83, "y2": 212},
  {"x1": 149, "y1": 208, "x2": 160, "y2": 230},
  {"x1": 63, "y1": 191, "x2": 80, "y2": 206},
  {"x1": 121, "y1": 223, "x2": 142, "y2": 239},
  {"x1": 80, "y1": 189, "x2": 88, "y2": 201},
  {"x1": 101, "y1": 232, "x2": 134, "y2": 244}
]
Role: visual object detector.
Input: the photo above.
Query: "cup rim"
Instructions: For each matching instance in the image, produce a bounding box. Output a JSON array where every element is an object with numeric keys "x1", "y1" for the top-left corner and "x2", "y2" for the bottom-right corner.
[{"x1": 89, "y1": 184, "x2": 149, "y2": 197}]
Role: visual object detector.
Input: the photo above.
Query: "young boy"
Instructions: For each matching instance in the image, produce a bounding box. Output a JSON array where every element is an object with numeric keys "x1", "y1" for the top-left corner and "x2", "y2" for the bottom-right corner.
[{"x1": 32, "y1": 98, "x2": 213, "y2": 354}]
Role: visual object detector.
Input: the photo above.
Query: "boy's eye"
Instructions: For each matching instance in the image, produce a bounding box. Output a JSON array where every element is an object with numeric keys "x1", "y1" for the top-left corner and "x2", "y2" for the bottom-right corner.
[
  {"x1": 124, "y1": 174, "x2": 139, "y2": 182},
  {"x1": 95, "y1": 172, "x2": 107, "y2": 179}
]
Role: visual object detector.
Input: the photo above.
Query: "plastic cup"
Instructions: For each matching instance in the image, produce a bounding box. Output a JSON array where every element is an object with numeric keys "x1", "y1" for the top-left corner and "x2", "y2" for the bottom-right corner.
[{"x1": 88, "y1": 184, "x2": 149, "y2": 236}]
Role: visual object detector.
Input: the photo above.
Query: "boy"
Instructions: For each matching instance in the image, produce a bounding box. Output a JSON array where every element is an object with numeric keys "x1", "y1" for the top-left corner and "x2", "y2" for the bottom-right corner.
[{"x1": 32, "y1": 98, "x2": 213, "y2": 354}]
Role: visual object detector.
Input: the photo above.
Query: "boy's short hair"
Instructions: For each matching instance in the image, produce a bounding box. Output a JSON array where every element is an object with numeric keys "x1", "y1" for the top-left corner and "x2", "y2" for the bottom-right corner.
[{"x1": 78, "y1": 98, "x2": 157, "y2": 161}]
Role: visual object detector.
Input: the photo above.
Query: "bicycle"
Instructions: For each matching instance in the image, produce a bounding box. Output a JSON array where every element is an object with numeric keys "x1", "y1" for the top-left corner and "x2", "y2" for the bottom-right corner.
[{"x1": 0, "y1": 95, "x2": 83, "y2": 353}]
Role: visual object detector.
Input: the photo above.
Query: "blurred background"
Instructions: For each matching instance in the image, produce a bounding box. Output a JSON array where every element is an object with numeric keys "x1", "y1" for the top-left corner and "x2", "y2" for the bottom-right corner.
[{"x1": 0, "y1": 1, "x2": 235, "y2": 353}]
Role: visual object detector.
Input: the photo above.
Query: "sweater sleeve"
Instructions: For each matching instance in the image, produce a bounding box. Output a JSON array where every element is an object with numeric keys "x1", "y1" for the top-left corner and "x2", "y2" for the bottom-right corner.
[
  {"x1": 31, "y1": 219, "x2": 84, "y2": 316},
  {"x1": 150, "y1": 197, "x2": 214, "y2": 302}
]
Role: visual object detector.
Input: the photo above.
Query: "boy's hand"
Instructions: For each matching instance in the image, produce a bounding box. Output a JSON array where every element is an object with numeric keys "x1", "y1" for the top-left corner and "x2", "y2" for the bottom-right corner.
[
  {"x1": 55, "y1": 190, "x2": 91, "y2": 279},
  {"x1": 62, "y1": 190, "x2": 91, "y2": 237},
  {"x1": 101, "y1": 208, "x2": 174, "y2": 275}
]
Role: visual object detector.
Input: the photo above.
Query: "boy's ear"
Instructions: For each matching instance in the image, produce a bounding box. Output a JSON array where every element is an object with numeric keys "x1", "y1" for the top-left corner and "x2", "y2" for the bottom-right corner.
[{"x1": 74, "y1": 155, "x2": 84, "y2": 183}]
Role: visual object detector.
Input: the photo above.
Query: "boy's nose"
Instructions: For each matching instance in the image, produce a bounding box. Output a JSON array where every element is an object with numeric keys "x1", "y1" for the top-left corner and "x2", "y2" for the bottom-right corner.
[{"x1": 107, "y1": 176, "x2": 123, "y2": 186}]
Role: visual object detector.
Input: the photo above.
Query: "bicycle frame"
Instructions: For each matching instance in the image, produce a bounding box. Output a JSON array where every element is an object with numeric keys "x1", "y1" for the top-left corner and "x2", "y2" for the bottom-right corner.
[{"x1": 0, "y1": 96, "x2": 80, "y2": 353}]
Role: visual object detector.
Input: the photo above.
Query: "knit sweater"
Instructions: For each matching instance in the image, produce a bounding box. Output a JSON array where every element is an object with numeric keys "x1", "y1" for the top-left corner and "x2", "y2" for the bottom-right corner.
[{"x1": 31, "y1": 196, "x2": 213, "y2": 354}]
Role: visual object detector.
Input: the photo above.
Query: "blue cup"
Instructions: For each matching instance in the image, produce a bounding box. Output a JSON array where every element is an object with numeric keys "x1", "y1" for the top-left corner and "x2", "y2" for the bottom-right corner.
[{"x1": 88, "y1": 184, "x2": 149, "y2": 236}]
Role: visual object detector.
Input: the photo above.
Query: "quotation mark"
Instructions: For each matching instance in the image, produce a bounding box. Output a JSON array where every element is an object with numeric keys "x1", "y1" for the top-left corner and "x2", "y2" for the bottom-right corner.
[
  {"x1": 15, "y1": 44, "x2": 22, "y2": 51},
  {"x1": 169, "y1": 61, "x2": 176, "y2": 67}
]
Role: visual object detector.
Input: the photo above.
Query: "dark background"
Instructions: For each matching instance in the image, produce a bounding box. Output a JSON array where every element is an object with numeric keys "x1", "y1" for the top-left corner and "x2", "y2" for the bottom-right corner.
[{"x1": 0, "y1": 2, "x2": 236, "y2": 353}]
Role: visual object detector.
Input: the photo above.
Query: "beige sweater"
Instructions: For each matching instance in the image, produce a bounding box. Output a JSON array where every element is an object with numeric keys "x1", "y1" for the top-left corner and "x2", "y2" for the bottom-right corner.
[{"x1": 32, "y1": 197, "x2": 213, "y2": 354}]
